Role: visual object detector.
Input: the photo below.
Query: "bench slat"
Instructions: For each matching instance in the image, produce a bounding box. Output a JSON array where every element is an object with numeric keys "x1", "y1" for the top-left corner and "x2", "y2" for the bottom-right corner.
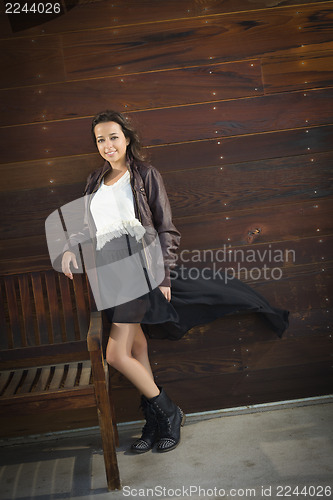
[
  {"x1": 0, "y1": 362, "x2": 94, "y2": 397},
  {"x1": 31, "y1": 273, "x2": 49, "y2": 345},
  {"x1": 63, "y1": 363, "x2": 78, "y2": 388},
  {"x1": 48, "y1": 365, "x2": 65, "y2": 391},
  {"x1": 33, "y1": 366, "x2": 51, "y2": 393},
  {"x1": 45, "y1": 271, "x2": 63, "y2": 344},
  {"x1": 0, "y1": 285, "x2": 8, "y2": 349},
  {"x1": 79, "y1": 360, "x2": 92, "y2": 387},
  {"x1": 58, "y1": 274, "x2": 77, "y2": 342},
  {"x1": 73, "y1": 275, "x2": 89, "y2": 340},
  {"x1": 18, "y1": 274, "x2": 35, "y2": 347},
  {"x1": 0, "y1": 371, "x2": 12, "y2": 394},
  {"x1": 18, "y1": 367, "x2": 39, "y2": 394},
  {"x1": 4, "y1": 277, "x2": 22, "y2": 348},
  {"x1": 3, "y1": 370, "x2": 25, "y2": 396}
]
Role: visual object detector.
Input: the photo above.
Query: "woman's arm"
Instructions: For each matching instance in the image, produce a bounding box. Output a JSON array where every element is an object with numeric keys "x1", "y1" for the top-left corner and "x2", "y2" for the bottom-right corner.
[{"x1": 47, "y1": 172, "x2": 96, "y2": 277}]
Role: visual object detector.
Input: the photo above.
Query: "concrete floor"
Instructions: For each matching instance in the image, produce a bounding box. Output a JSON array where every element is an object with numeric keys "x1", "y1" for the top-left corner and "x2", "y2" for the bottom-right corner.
[{"x1": 0, "y1": 397, "x2": 332, "y2": 500}]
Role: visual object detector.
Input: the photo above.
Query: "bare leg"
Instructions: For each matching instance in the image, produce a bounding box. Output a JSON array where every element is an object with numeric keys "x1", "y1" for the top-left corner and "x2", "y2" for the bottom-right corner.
[
  {"x1": 106, "y1": 322, "x2": 159, "y2": 399},
  {"x1": 131, "y1": 324, "x2": 155, "y2": 381}
]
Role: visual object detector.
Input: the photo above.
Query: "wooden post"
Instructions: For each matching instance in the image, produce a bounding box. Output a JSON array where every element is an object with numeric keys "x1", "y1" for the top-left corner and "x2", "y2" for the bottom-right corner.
[{"x1": 89, "y1": 349, "x2": 121, "y2": 491}]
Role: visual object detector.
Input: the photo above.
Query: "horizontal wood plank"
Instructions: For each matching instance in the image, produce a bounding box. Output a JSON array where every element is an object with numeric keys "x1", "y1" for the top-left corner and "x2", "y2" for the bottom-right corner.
[
  {"x1": 110, "y1": 360, "x2": 332, "y2": 420},
  {"x1": 0, "y1": 340, "x2": 89, "y2": 370},
  {"x1": 149, "y1": 124, "x2": 333, "y2": 174},
  {"x1": 0, "y1": 154, "x2": 100, "y2": 192},
  {"x1": 0, "y1": 0, "x2": 322, "y2": 38},
  {"x1": 262, "y1": 47, "x2": 333, "y2": 93},
  {"x1": 1, "y1": 88, "x2": 332, "y2": 163},
  {"x1": 176, "y1": 197, "x2": 333, "y2": 249},
  {"x1": 0, "y1": 386, "x2": 96, "y2": 414},
  {"x1": 150, "y1": 335, "x2": 332, "y2": 383},
  {"x1": 0, "y1": 60, "x2": 263, "y2": 126},
  {"x1": 174, "y1": 236, "x2": 332, "y2": 275},
  {"x1": 62, "y1": 5, "x2": 333, "y2": 80},
  {"x1": 135, "y1": 88, "x2": 333, "y2": 146},
  {"x1": 1, "y1": 125, "x2": 332, "y2": 193},
  {"x1": 147, "y1": 308, "x2": 333, "y2": 355},
  {"x1": 162, "y1": 151, "x2": 333, "y2": 217},
  {"x1": 241, "y1": 334, "x2": 333, "y2": 371},
  {"x1": 0, "y1": 35, "x2": 65, "y2": 89}
]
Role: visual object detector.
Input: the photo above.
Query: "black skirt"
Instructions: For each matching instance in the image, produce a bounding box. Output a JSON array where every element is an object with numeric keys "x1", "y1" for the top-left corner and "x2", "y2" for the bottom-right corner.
[{"x1": 100, "y1": 235, "x2": 289, "y2": 341}]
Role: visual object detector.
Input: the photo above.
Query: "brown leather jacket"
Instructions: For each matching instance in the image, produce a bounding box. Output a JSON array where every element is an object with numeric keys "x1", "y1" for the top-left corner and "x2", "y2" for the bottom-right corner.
[{"x1": 82, "y1": 158, "x2": 181, "y2": 287}]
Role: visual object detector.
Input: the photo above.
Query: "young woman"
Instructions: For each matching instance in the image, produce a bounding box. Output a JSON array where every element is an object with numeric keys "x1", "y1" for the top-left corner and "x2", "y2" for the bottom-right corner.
[{"x1": 61, "y1": 110, "x2": 289, "y2": 454}]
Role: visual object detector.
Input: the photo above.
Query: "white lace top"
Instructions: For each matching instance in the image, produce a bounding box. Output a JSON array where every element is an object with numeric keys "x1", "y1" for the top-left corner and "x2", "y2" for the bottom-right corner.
[{"x1": 90, "y1": 169, "x2": 146, "y2": 250}]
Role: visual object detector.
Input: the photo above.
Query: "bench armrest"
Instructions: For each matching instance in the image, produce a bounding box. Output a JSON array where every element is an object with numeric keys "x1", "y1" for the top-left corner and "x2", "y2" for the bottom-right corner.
[{"x1": 87, "y1": 311, "x2": 103, "y2": 352}]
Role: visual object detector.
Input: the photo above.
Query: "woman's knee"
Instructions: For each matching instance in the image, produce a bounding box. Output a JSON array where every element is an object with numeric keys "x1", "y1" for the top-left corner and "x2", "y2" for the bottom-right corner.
[
  {"x1": 106, "y1": 348, "x2": 127, "y2": 370},
  {"x1": 106, "y1": 322, "x2": 139, "y2": 368}
]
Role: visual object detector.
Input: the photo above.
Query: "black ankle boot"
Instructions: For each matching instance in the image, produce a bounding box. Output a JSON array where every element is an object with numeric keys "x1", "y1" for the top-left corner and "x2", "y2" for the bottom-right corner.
[
  {"x1": 148, "y1": 387, "x2": 186, "y2": 452},
  {"x1": 131, "y1": 395, "x2": 159, "y2": 454}
]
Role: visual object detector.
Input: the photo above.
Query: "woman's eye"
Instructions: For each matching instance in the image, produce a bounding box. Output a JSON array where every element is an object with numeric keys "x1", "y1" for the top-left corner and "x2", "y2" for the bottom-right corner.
[
  {"x1": 97, "y1": 139, "x2": 104, "y2": 143},
  {"x1": 111, "y1": 136, "x2": 118, "y2": 140}
]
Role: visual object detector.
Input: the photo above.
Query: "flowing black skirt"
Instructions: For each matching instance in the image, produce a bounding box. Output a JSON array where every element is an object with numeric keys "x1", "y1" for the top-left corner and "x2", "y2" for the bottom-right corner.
[{"x1": 100, "y1": 235, "x2": 289, "y2": 341}]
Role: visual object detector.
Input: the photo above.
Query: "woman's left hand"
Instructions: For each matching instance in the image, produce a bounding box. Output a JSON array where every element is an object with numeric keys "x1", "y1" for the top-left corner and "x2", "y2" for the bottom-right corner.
[{"x1": 158, "y1": 286, "x2": 171, "y2": 302}]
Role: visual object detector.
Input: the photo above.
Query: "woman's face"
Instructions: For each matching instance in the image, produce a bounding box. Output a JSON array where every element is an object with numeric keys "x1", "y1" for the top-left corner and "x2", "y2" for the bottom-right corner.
[{"x1": 94, "y1": 121, "x2": 130, "y2": 166}]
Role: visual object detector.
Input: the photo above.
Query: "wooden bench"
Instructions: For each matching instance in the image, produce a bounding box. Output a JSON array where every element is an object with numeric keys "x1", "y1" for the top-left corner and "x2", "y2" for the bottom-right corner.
[{"x1": 0, "y1": 270, "x2": 121, "y2": 491}]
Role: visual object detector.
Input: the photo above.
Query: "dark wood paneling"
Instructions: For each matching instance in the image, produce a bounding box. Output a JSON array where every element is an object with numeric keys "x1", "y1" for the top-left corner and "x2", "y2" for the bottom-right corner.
[
  {"x1": 224, "y1": 362, "x2": 332, "y2": 408},
  {"x1": 150, "y1": 335, "x2": 333, "y2": 384},
  {"x1": 176, "y1": 198, "x2": 333, "y2": 249},
  {"x1": 172, "y1": 261, "x2": 333, "y2": 313},
  {"x1": 0, "y1": 60, "x2": 263, "y2": 126},
  {"x1": 262, "y1": 47, "x2": 333, "y2": 93},
  {"x1": 108, "y1": 306, "x2": 332, "y2": 387},
  {"x1": 148, "y1": 308, "x2": 333, "y2": 354},
  {"x1": 0, "y1": 155, "x2": 100, "y2": 193},
  {"x1": 1, "y1": 125, "x2": 332, "y2": 193},
  {"x1": 0, "y1": 35, "x2": 65, "y2": 88},
  {"x1": 0, "y1": 0, "x2": 322, "y2": 38},
  {"x1": 2, "y1": 150, "x2": 332, "y2": 232},
  {"x1": 1, "y1": 151, "x2": 331, "y2": 246},
  {"x1": 175, "y1": 236, "x2": 332, "y2": 273},
  {"x1": 172, "y1": 361, "x2": 332, "y2": 414},
  {"x1": 0, "y1": 197, "x2": 331, "y2": 274},
  {"x1": 111, "y1": 360, "x2": 332, "y2": 421},
  {"x1": 154, "y1": 344, "x2": 243, "y2": 381},
  {"x1": 136, "y1": 88, "x2": 333, "y2": 146},
  {"x1": 163, "y1": 151, "x2": 333, "y2": 217},
  {"x1": 241, "y1": 334, "x2": 332, "y2": 371},
  {"x1": 61, "y1": 4, "x2": 333, "y2": 80},
  {"x1": 0, "y1": 235, "x2": 51, "y2": 275},
  {"x1": 149, "y1": 124, "x2": 333, "y2": 173},
  {"x1": 1, "y1": 88, "x2": 332, "y2": 163}
]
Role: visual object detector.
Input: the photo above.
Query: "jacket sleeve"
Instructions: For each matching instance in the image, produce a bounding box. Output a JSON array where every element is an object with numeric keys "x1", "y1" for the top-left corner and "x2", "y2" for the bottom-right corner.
[{"x1": 144, "y1": 167, "x2": 181, "y2": 287}]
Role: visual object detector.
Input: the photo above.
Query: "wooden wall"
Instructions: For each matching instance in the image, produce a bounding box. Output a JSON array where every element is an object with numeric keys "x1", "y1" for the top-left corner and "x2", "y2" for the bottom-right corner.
[{"x1": 0, "y1": 0, "x2": 332, "y2": 427}]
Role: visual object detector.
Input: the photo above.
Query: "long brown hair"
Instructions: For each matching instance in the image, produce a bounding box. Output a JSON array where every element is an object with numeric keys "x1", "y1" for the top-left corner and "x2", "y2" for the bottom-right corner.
[{"x1": 91, "y1": 110, "x2": 146, "y2": 162}]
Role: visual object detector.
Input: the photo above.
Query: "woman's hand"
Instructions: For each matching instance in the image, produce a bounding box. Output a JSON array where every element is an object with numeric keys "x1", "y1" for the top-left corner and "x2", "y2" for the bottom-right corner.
[
  {"x1": 61, "y1": 251, "x2": 78, "y2": 280},
  {"x1": 158, "y1": 285, "x2": 171, "y2": 302}
]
